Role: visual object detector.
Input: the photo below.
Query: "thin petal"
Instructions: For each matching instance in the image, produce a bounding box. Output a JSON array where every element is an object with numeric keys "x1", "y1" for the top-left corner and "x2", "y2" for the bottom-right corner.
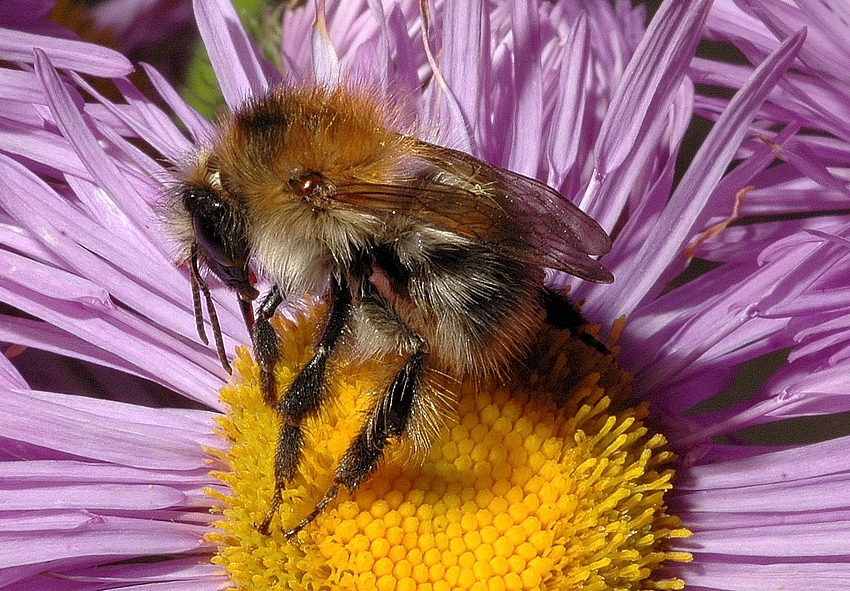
[
  {"x1": 0, "y1": 27, "x2": 133, "y2": 77},
  {"x1": 595, "y1": 28, "x2": 806, "y2": 318},
  {"x1": 0, "y1": 388, "x2": 219, "y2": 469},
  {"x1": 192, "y1": 0, "x2": 269, "y2": 107}
]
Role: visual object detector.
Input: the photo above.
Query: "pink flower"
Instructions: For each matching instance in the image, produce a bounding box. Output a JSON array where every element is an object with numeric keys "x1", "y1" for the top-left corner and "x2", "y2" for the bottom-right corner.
[{"x1": 1, "y1": 1, "x2": 849, "y2": 589}]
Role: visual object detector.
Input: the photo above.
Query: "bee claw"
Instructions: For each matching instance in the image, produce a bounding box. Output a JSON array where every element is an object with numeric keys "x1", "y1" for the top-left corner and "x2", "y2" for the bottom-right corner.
[
  {"x1": 257, "y1": 483, "x2": 342, "y2": 538},
  {"x1": 256, "y1": 489, "x2": 283, "y2": 535},
  {"x1": 283, "y1": 483, "x2": 340, "y2": 538}
]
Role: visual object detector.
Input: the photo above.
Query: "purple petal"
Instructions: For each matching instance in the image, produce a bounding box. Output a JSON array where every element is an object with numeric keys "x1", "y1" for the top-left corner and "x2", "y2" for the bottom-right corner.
[
  {"x1": 40, "y1": 558, "x2": 225, "y2": 591},
  {"x1": 193, "y1": 0, "x2": 269, "y2": 107},
  {"x1": 0, "y1": 355, "x2": 27, "y2": 390},
  {"x1": 546, "y1": 15, "x2": 589, "y2": 188},
  {"x1": 141, "y1": 63, "x2": 213, "y2": 146},
  {"x1": 594, "y1": 28, "x2": 806, "y2": 319},
  {"x1": 0, "y1": 387, "x2": 220, "y2": 469},
  {"x1": 505, "y1": 1, "x2": 543, "y2": 178},
  {"x1": 0, "y1": 28, "x2": 133, "y2": 77},
  {"x1": 310, "y1": 0, "x2": 341, "y2": 84},
  {"x1": 681, "y1": 561, "x2": 850, "y2": 591},
  {"x1": 591, "y1": 0, "x2": 711, "y2": 183},
  {"x1": 440, "y1": 0, "x2": 491, "y2": 155},
  {"x1": 0, "y1": 517, "x2": 210, "y2": 568}
]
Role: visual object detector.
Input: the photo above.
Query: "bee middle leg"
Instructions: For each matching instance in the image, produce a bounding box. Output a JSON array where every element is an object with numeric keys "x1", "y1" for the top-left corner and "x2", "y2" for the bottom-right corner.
[
  {"x1": 254, "y1": 286, "x2": 284, "y2": 405},
  {"x1": 284, "y1": 346, "x2": 427, "y2": 538},
  {"x1": 541, "y1": 286, "x2": 609, "y2": 355},
  {"x1": 256, "y1": 278, "x2": 352, "y2": 534}
]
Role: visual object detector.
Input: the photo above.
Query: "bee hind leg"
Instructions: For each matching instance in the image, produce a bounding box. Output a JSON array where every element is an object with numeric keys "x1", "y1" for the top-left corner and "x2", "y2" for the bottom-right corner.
[
  {"x1": 541, "y1": 287, "x2": 609, "y2": 355},
  {"x1": 257, "y1": 279, "x2": 352, "y2": 534},
  {"x1": 284, "y1": 348, "x2": 427, "y2": 538}
]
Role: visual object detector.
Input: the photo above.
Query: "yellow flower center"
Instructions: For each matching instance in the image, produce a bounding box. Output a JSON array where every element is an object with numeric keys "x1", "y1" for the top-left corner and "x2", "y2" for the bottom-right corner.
[{"x1": 206, "y1": 306, "x2": 691, "y2": 590}]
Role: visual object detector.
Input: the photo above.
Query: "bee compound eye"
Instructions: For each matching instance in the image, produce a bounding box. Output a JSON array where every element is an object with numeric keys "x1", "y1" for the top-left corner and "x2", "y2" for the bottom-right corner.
[
  {"x1": 194, "y1": 215, "x2": 233, "y2": 268},
  {"x1": 183, "y1": 187, "x2": 238, "y2": 268}
]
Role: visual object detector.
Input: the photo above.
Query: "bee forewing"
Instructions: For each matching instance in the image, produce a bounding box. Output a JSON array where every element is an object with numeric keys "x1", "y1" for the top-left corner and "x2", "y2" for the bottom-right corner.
[{"x1": 333, "y1": 143, "x2": 613, "y2": 284}]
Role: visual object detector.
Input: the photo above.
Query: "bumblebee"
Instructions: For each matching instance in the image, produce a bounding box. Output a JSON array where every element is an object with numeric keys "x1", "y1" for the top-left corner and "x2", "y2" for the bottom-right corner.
[{"x1": 168, "y1": 84, "x2": 613, "y2": 535}]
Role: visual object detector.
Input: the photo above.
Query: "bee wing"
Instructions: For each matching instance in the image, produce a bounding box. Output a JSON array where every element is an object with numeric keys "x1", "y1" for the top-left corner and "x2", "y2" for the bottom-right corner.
[{"x1": 335, "y1": 144, "x2": 613, "y2": 283}]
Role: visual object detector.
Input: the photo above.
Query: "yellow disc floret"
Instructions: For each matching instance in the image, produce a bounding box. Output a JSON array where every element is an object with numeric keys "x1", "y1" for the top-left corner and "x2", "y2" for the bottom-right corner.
[{"x1": 206, "y1": 307, "x2": 690, "y2": 590}]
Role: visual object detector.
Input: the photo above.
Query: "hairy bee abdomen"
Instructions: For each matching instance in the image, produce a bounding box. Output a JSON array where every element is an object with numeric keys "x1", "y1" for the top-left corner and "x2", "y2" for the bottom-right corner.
[{"x1": 360, "y1": 228, "x2": 545, "y2": 381}]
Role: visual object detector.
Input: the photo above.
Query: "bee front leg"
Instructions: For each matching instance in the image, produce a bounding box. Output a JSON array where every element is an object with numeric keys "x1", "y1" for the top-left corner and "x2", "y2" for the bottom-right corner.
[
  {"x1": 284, "y1": 348, "x2": 426, "y2": 537},
  {"x1": 258, "y1": 278, "x2": 352, "y2": 534}
]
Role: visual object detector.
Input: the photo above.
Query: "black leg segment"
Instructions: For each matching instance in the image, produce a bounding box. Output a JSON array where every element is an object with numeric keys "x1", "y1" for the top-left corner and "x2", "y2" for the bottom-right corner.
[
  {"x1": 284, "y1": 348, "x2": 427, "y2": 537},
  {"x1": 339, "y1": 348, "x2": 425, "y2": 488},
  {"x1": 258, "y1": 278, "x2": 352, "y2": 534},
  {"x1": 541, "y1": 287, "x2": 609, "y2": 355},
  {"x1": 254, "y1": 286, "x2": 284, "y2": 404}
]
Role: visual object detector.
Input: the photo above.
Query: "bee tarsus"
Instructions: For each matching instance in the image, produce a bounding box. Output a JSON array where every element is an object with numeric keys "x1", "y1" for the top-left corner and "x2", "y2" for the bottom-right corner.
[
  {"x1": 283, "y1": 483, "x2": 340, "y2": 538},
  {"x1": 283, "y1": 348, "x2": 426, "y2": 537},
  {"x1": 259, "y1": 278, "x2": 353, "y2": 531}
]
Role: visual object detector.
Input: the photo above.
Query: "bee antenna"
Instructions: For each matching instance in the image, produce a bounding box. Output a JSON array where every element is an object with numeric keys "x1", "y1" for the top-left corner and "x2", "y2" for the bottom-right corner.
[
  {"x1": 188, "y1": 248, "x2": 208, "y2": 346},
  {"x1": 189, "y1": 245, "x2": 233, "y2": 374}
]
